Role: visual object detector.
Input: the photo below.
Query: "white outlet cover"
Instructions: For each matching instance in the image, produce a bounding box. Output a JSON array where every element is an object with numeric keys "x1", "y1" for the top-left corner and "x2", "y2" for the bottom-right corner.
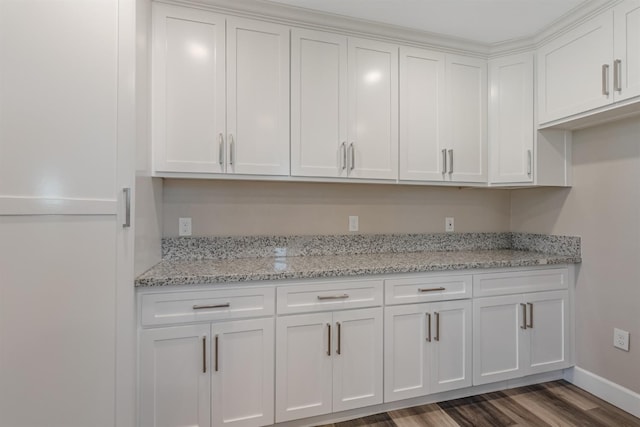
[
  {"x1": 614, "y1": 328, "x2": 630, "y2": 351},
  {"x1": 349, "y1": 215, "x2": 359, "y2": 232},
  {"x1": 445, "y1": 217, "x2": 454, "y2": 232},
  {"x1": 179, "y1": 217, "x2": 192, "y2": 236}
]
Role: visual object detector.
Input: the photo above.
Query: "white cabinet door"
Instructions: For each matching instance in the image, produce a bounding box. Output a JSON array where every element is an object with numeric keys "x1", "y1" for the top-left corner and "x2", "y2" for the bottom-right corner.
[
  {"x1": 489, "y1": 53, "x2": 534, "y2": 184},
  {"x1": 525, "y1": 290, "x2": 571, "y2": 375},
  {"x1": 332, "y1": 308, "x2": 383, "y2": 412},
  {"x1": 613, "y1": 0, "x2": 640, "y2": 101},
  {"x1": 212, "y1": 318, "x2": 275, "y2": 427},
  {"x1": 291, "y1": 29, "x2": 348, "y2": 178},
  {"x1": 348, "y1": 38, "x2": 399, "y2": 180},
  {"x1": 275, "y1": 313, "x2": 333, "y2": 422},
  {"x1": 538, "y1": 12, "x2": 614, "y2": 124},
  {"x1": 430, "y1": 300, "x2": 472, "y2": 394},
  {"x1": 473, "y1": 294, "x2": 524, "y2": 385},
  {"x1": 399, "y1": 47, "x2": 447, "y2": 181},
  {"x1": 227, "y1": 18, "x2": 290, "y2": 176},
  {"x1": 140, "y1": 325, "x2": 211, "y2": 427},
  {"x1": 384, "y1": 304, "x2": 431, "y2": 402},
  {"x1": 446, "y1": 55, "x2": 487, "y2": 183},
  {"x1": 152, "y1": 4, "x2": 226, "y2": 174}
]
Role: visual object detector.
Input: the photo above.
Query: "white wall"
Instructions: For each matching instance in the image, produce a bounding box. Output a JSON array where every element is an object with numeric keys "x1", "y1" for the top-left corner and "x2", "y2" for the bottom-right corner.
[
  {"x1": 162, "y1": 179, "x2": 511, "y2": 237},
  {"x1": 511, "y1": 116, "x2": 640, "y2": 394}
]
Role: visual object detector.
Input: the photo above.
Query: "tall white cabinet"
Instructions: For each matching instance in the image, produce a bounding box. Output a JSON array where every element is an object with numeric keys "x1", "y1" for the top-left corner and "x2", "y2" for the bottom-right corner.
[
  {"x1": 291, "y1": 30, "x2": 398, "y2": 180},
  {"x1": 0, "y1": 1, "x2": 135, "y2": 426},
  {"x1": 153, "y1": 3, "x2": 290, "y2": 176}
]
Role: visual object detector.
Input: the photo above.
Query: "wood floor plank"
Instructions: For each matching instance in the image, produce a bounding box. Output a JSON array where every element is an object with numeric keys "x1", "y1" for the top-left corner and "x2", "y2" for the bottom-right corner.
[
  {"x1": 388, "y1": 404, "x2": 459, "y2": 427},
  {"x1": 483, "y1": 391, "x2": 552, "y2": 427},
  {"x1": 437, "y1": 394, "x2": 516, "y2": 427},
  {"x1": 317, "y1": 381, "x2": 640, "y2": 427}
]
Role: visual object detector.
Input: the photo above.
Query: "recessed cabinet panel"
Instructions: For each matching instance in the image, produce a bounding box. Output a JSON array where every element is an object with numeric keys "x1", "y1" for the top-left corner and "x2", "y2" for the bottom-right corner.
[
  {"x1": 140, "y1": 325, "x2": 211, "y2": 427},
  {"x1": 212, "y1": 318, "x2": 274, "y2": 427},
  {"x1": 291, "y1": 30, "x2": 348, "y2": 177},
  {"x1": 472, "y1": 295, "x2": 522, "y2": 385},
  {"x1": 399, "y1": 47, "x2": 446, "y2": 181},
  {"x1": 538, "y1": 12, "x2": 614, "y2": 124},
  {"x1": 332, "y1": 308, "x2": 383, "y2": 412},
  {"x1": 227, "y1": 19, "x2": 290, "y2": 176},
  {"x1": 527, "y1": 291, "x2": 570, "y2": 374},
  {"x1": 430, "y1": 300, "x2": 472, "y2": 394},
  {"x1": 614, "y1": 0, "x2": 640, "y2": 101},
  {"x1": 275, "y1": 313, "x2": 333, "y2": 422},
  {"x1": 489, "y1": 53, "x2": 534, "y2": 184},
  {"x1": 447, "y1": 55, "x2": 487, "y2": 183},
  {"x1": 153, "y1": 4, "x2": 226, "y2": 173},
  {"x1": 348, "y1": 38, "x2": 399, "y2": 179}
]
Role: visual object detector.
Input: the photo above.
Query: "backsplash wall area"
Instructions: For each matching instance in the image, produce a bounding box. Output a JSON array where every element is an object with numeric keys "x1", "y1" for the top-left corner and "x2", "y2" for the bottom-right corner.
[{"x1": 162, "y1": 179, "x2": 511, "y2": 237}]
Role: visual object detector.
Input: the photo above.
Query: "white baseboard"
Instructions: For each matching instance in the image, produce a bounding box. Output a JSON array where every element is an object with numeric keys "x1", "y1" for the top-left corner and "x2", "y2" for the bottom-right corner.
[{"x1": 564, "y1": 366, "x2": 640, "y2": 418}]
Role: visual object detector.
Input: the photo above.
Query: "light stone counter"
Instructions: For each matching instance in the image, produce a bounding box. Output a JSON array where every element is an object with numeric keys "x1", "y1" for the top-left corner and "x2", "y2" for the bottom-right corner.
[{"x1": 135, "y1": 233, "x2": 581, "y2": 287}]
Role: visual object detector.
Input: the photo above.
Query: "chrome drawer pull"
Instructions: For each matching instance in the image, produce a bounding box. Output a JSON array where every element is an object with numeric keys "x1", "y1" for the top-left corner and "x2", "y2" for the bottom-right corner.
[
  {"x1": 418, "y1": 287, "x2": 446, "y2": 293},
  {"x1": 317, "y1": 294, "x2": 349, "y2": 300},
  {"x1": 193, "y1": 303, "x2": 230, "y2": 310},
  {"x1": 520, "y1": 303, "x2": 527, "y2": 330},
  {"x1": 426, "y1": 313, "x2": 431, "y2": 342}
]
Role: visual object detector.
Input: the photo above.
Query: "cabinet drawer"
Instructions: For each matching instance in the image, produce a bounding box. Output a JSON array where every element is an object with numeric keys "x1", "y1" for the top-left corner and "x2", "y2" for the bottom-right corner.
[
  {"x1": 385, "y1": 274, "x2": 472, "y2": 305},
  {"x1": 277, "y1": 280, "x2": 383, "y2": 314},
  {"x1": 141, "y1": 287, "x2": 275, "y2": 326},
  {"x1": 473, "y1": 268, "x2": 568, "y2": 297}
]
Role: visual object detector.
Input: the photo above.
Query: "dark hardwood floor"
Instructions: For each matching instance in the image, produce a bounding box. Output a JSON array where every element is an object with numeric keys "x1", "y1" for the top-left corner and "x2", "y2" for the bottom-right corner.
[{"x1": 319, "y1": 380, "x2": 640, "y2": 427}]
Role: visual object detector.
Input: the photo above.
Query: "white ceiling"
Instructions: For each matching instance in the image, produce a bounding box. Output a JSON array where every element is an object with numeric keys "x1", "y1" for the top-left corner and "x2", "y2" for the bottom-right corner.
[{"x1": 263, "y1": 0, "x2": 590, "y2": 44}]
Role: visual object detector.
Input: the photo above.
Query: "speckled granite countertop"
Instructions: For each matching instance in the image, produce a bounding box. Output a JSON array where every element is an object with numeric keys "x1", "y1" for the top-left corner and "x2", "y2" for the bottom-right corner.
[{"x1": 135, "y1": 233, "x2": 581, "y2": 287}]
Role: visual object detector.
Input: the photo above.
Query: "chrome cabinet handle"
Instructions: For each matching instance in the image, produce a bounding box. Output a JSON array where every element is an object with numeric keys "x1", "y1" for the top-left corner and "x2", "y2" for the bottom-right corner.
[
  {"x1": 202, "y1": 336, "x2": 207, "y2": 373},
  {"x1": 349, "y1": 143, "x2": 355, "y2": 171},
  {"x1": 426, "y1": 313, "x2": 431, "y2": 342},
  {"x1": 214, "y1": 334, "x2": 219, "y2": 372},
  {"x1": 448, "y1": 149, "x2": 453, "y2": 174},
  {"x1": 327, "y1": 323, "x2": 331, "y2": 356},
  {"x1": 520, "y1": 303, "x2": 527, "y2": 330},
  {"x1": 340, "y1": 142, "x2": 347, "y2": 170},
  {"x1": 218, "y1": 133, "x2": 224, "y2": 166},
  {"x1": 602, "y1": 64, "x2": 610, "y2": 96},
  {"x1": 614, "y1": 59, "x2": 622, "y2": 92},
  {"x1": 229, "y1": 134, "x2": 235, "y2": 165},
  {"x1": 434, "y1": 312, "x2": 440, "y2": 341},
  {"x1": 527, "y1": 302, "x2": 534, "y2": 329},
  {"x1": 122, "y1": 188, "x2": 131, "y2": 228},
  {"x1": 193, "y1": 303, "x2": 230, "y2": 310},
  {"x1": 442, "y1": 149, "x2": 447, "y2": 174},
  {"x1": 527, "y1": 150, "x2": 532, "y2": 177},
  {"x1": 419, "y1": 287, "x2": 446, "y2": 293},
  {"x1": 336, "y1": 322, "x2": 341, "y2": 355},
  {"x1": 317, "y1": 294, "x2": 349, "y2": 300}
]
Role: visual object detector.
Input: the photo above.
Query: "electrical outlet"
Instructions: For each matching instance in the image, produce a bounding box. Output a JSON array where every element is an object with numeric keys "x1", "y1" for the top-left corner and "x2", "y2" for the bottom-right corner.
[
  {"x1": 614, "y1": 328, "x2": 630, "y2": 351},
  {"x1": 179, "y1": 217, "x2": 192, "y2": 236},
  {"x1": 349, "y1": 215, "x2": 359, "y2": 232},
  {"x1": 445, "y1": 217, "x2": 454, "y2": 232}
]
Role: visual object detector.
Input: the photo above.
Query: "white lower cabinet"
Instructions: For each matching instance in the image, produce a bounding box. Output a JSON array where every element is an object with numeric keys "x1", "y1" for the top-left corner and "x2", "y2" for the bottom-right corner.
[
  {"x1": 472, "y1": 290, "x2": 570, "y2": 385},
  {"x1": 140, "y1": 318, "x2": 274, "y2": 427},
  {"x1": 275, "y1": 308, "x2": 383, "y2": 422},
  {"x1": 384, "y1": 300, "x2": 472, "y2": 402}
]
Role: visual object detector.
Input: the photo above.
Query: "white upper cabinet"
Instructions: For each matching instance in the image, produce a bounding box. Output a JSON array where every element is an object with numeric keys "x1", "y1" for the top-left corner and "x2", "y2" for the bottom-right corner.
[
  {"x1": 538, "y1": 0, "x2": 640, "y2": 125},
  {"x1": 538, "y1": 12, "x2": 613, "y2": 124},
  {"x1": 399, "y1": 47, "x2": 447, "y2": 181},
  {"x1": 291, "y1": 29, "x2": 348, "y2": 178},
  {"x1": 152, "y1": 4, "x2": 289, "y2": 176},
  {"x1": 399, "y1": 51, "x2": 486, "y2": 184},
  {"x1": 613, "y1": 0, "x2": 640, "y2": 101},
  {"x1": 489, "y1": 53, "x2": 534, "y2": 184},
  {"x1": 226, "y1": 18, "x2": 290, "y2": 176},
  {"x1": 446, "y1": 55, "x2": 488, "y2": 183},
  {"x1": 291, "y1": 34, "x2": 398, "y2": 180},
  {"x1": 348, "y1": 38, "x2": 399, "y2": 180}
]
